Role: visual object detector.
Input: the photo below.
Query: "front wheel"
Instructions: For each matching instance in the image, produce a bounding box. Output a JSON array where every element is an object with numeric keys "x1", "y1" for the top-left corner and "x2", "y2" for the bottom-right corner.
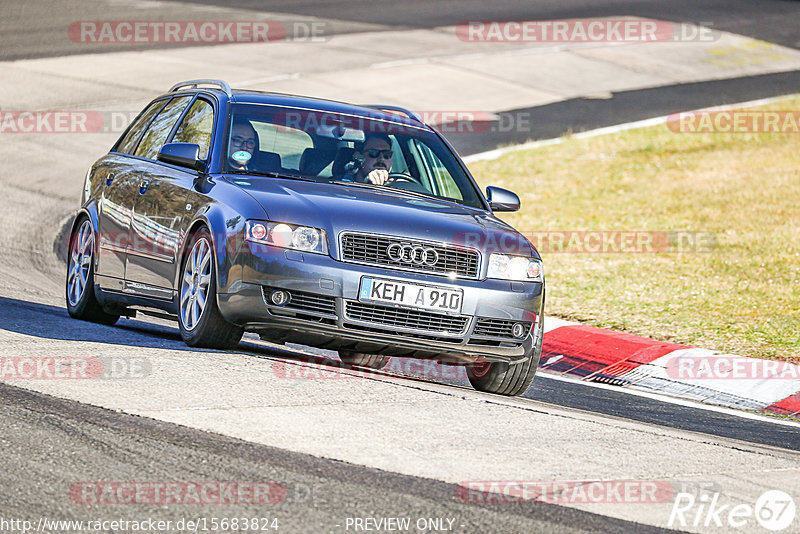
[
  {"x1": 178, "y1": 228, "x2": 243, "y2": 349},
  {"x1": 467, "y1": 314, "x2": 544, "y2": 397},
  {"x1": 65, "y1": 217, "x2": 119, "y2": 325}
]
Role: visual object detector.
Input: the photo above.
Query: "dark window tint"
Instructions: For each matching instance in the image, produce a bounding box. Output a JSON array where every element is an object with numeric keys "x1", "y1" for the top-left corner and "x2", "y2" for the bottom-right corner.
[
  {"x1": 134, "y1": 96, "x2": 192, "y2": 160},
  {"x1": 116, "y1": 99, "x2": 168, "y2": 155},
  {"x1": 172, "y1": 99, "x2": 214, "y2": 159}
]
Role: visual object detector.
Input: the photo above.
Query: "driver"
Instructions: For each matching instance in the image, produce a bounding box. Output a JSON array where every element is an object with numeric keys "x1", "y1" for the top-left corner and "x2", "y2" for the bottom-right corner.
[{"x1": 353, "y1": 133, "x2": 394, "y2": 185}]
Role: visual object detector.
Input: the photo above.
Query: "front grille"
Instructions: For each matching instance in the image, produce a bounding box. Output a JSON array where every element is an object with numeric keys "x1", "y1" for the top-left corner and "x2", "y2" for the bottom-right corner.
[
  {"x1": 344, "y1": 301, "x2": 469, "y2": 335},
  {"x1": 473, "y1": 318, "x2": 531, "y2": 339},
  {"x1": 261, "y1": 287, "x2": 337, "y2": 316},
  {"x1": 340, "y1": 232, "x2": 480, "y2": 278}
]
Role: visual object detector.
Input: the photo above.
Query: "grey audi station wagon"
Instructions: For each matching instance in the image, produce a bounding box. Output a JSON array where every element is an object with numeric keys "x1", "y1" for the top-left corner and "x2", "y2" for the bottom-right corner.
[{"x1": 66, "y1": 79, "x2": 545, "y2": 396}]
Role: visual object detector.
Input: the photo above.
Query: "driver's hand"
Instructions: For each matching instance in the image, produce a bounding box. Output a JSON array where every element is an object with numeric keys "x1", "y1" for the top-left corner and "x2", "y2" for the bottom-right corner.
[{"x1": 365, "y1": 169, "x2": 390, "y2": 185}]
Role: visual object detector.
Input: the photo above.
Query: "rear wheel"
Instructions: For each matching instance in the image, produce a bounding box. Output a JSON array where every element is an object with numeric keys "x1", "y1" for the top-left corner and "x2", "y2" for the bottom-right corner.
[
  {"x1": 178, "y1": 228, "x2": 243, "y2": 349},
  {"x1": 468, "y1": 311, "x2": 544, "y2": 397},
  {"x1": 65, "y1": 217, "x2": 120, "y2": 325},
  {"x1": 338, "y1": 350, "x2": 390, "y2": 370}
]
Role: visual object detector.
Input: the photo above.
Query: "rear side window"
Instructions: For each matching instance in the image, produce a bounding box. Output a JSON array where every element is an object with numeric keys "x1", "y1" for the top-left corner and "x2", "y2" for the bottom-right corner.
[
  {"x1": 172, "y1": 99, "x2": 214, "y2": 159},
  {"x1": 134, "y1": 96, "x2": 192, "y2": 160},
  {"x1": 116, "y1": 99, "x2": 167, "y2": 155}
]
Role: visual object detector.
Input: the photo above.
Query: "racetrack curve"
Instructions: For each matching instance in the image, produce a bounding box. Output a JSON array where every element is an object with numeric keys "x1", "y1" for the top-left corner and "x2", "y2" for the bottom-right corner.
[{"x1": 1, "y1": 1, "x2": 800, "y2": 533}]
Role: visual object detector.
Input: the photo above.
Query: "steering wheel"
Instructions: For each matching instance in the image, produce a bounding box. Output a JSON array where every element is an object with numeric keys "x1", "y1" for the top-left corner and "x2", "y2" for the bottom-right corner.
[{"x1": 387, "y1": 172, "x2": 423, "y2": 186}]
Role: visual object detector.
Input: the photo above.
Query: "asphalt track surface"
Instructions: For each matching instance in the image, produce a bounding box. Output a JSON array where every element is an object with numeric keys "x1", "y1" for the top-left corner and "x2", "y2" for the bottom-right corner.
[
  {"x1": 5, "y1": 296, "x2": 800, "y2": 452},
  {"x1": 448, "y1": 70, "x2": 800, "y2": 155},
  {"x1": 2, "y1": 1, "x2": 800, "y2": 533},
  {"x1": 3, "y1": 0, "x2": 800, "y2": 61},
  {"x1": 4, "y1": 0, "x2": 800, "y2": 156},
  {"x1": 0, "y1": 298, "x2": 796, "y2": 532},
  {"x1": 2, "y1": 381, "x2": 675, "y2": 534}
]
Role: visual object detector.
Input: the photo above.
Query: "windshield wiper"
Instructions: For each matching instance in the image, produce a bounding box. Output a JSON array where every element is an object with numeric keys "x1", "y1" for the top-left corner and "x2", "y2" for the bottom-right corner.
[{"x1": 227, "y1": 170, "x2": 318, "y2": 182}]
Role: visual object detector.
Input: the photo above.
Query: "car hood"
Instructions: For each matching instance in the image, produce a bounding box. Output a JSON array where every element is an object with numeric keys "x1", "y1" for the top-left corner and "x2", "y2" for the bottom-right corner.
[{"x1": 228, "y1": 177, "x2": 535, "y2": 257}]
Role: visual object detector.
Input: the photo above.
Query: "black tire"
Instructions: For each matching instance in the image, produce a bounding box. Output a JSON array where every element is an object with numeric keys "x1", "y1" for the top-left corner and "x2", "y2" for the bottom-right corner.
[
  {"x1": 65, "y1": 217, "x2": 120, "y2": 326},
  {"x1": 338, "y1": 350, "x2": 390, "y2": 370},
  {"x1": 467, "y1": 310, "x2": 545, "y2": 397},
  {"x1": 178, "y1": 228, "x2": 243, "y2": 349}
]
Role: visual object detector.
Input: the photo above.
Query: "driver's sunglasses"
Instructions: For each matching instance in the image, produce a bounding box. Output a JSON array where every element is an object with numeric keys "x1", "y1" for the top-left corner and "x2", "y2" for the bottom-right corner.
[
  {"x1": 365, "y1": 149, "x2": 393, "y2": 160},
  {"x1": 231, "y1": 136, "x2": 256, "y2": 149}
]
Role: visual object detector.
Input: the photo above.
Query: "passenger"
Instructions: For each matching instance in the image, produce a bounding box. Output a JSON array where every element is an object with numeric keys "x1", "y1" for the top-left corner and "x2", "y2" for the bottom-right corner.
[{"x1": 228, "y1": 119, "x2": 258, "y2": 170}]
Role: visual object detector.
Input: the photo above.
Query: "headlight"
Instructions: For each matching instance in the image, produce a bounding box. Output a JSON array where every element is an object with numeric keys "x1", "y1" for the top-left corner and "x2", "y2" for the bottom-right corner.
[
  {"x1": 487, "y1": 254, "x2": 543, "y2": 282},
  {"x1": 245, "y1": 220, "x2": 328, "y2": 255}
]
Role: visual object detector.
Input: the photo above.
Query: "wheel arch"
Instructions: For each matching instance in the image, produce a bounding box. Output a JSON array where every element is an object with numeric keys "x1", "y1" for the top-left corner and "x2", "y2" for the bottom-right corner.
[
  {"x1": 68, "y1": 204, "x2": 101, "y2": 261},
  {"x1": 174, "y1": 206, "x2": 244, "y2": 295}
]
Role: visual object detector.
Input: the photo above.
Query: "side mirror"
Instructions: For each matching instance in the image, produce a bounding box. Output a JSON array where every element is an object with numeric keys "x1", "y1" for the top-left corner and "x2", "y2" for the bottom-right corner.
[
  {"x1": 486, "y1": 186, "x2": 520, "y2": 212},
  {"x1": 157, "y1": 143, "x2": 205, "y2": 171}
]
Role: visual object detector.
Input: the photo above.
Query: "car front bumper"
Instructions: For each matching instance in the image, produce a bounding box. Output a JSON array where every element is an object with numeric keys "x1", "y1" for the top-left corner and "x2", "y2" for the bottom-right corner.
[{"x1": 218, "y1": 243, "x2": 544, "y2": 365}]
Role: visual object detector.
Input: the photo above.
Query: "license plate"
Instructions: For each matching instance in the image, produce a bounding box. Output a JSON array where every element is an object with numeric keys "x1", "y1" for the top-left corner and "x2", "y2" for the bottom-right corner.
[{"x1": 358, "y1": 277, "x2": 463, "y2": 315}]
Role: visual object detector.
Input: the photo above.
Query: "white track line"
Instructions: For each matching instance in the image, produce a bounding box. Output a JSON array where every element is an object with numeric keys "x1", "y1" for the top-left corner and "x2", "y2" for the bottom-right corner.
[{"x1": 463, "y1": 93, "x2": 800, "y2": 163}]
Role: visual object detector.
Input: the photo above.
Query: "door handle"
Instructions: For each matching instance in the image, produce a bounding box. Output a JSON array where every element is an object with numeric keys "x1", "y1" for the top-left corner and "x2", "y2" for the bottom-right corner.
[
  {"x1": 105, "y1": 173, "x2": 115, "y2": 186},
  {"x1": 139, "y1": 180, "x2": 150, "y2": 195}
]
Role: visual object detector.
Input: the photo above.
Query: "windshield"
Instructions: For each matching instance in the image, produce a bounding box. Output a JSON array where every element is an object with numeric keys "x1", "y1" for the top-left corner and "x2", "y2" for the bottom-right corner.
[{"x1": 224, "y1": 104, "x2": 484, "y2": 209}]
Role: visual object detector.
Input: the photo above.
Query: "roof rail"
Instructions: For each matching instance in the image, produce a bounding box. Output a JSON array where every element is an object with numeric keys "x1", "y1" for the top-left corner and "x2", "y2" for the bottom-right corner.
[
  {"x1": 169, "y1": 79, "x2": 232, "y2": 97},
  {"x1": 362, "y1": 105, "x2": 424, "y2": 124}
]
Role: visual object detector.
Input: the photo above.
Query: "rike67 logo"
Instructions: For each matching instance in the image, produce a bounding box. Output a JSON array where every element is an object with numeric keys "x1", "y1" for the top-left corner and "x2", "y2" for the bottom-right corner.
[{"x1": 669, "y1": 490, "x2": 796, "y2": 531}]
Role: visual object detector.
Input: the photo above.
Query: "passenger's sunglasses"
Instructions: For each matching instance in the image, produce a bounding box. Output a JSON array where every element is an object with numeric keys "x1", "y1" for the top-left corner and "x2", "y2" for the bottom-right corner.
[
  {"x1": 231, "y1": 136, "x2": 256, "y2": 149},
  {"x1": 364, "y1": 149, "x2": 393, "y2": 160}
]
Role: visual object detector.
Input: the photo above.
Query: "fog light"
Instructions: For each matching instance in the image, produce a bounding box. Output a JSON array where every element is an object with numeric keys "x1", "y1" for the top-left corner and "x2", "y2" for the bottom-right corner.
[
  {"x1": 512, "y1": 323, "x2": 527, "y2": 339},
  {"x1": 270, "y1": 290, "x2": 291, "y2": 306}
]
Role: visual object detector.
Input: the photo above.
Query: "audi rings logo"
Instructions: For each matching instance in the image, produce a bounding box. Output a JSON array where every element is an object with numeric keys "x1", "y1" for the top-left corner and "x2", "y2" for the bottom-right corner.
[{"x1": 386, "y1": 243, "x2": 440, "y2": 266}]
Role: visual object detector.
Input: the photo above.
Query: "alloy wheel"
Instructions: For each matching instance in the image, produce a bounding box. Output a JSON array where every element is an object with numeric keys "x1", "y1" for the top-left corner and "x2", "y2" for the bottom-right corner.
[
  {"x1": 180, "y1": 237, "x2": 212, "y2": 331},
  {"x1": 67, "y1": 220, "x2": 94, "y2": 307}
]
